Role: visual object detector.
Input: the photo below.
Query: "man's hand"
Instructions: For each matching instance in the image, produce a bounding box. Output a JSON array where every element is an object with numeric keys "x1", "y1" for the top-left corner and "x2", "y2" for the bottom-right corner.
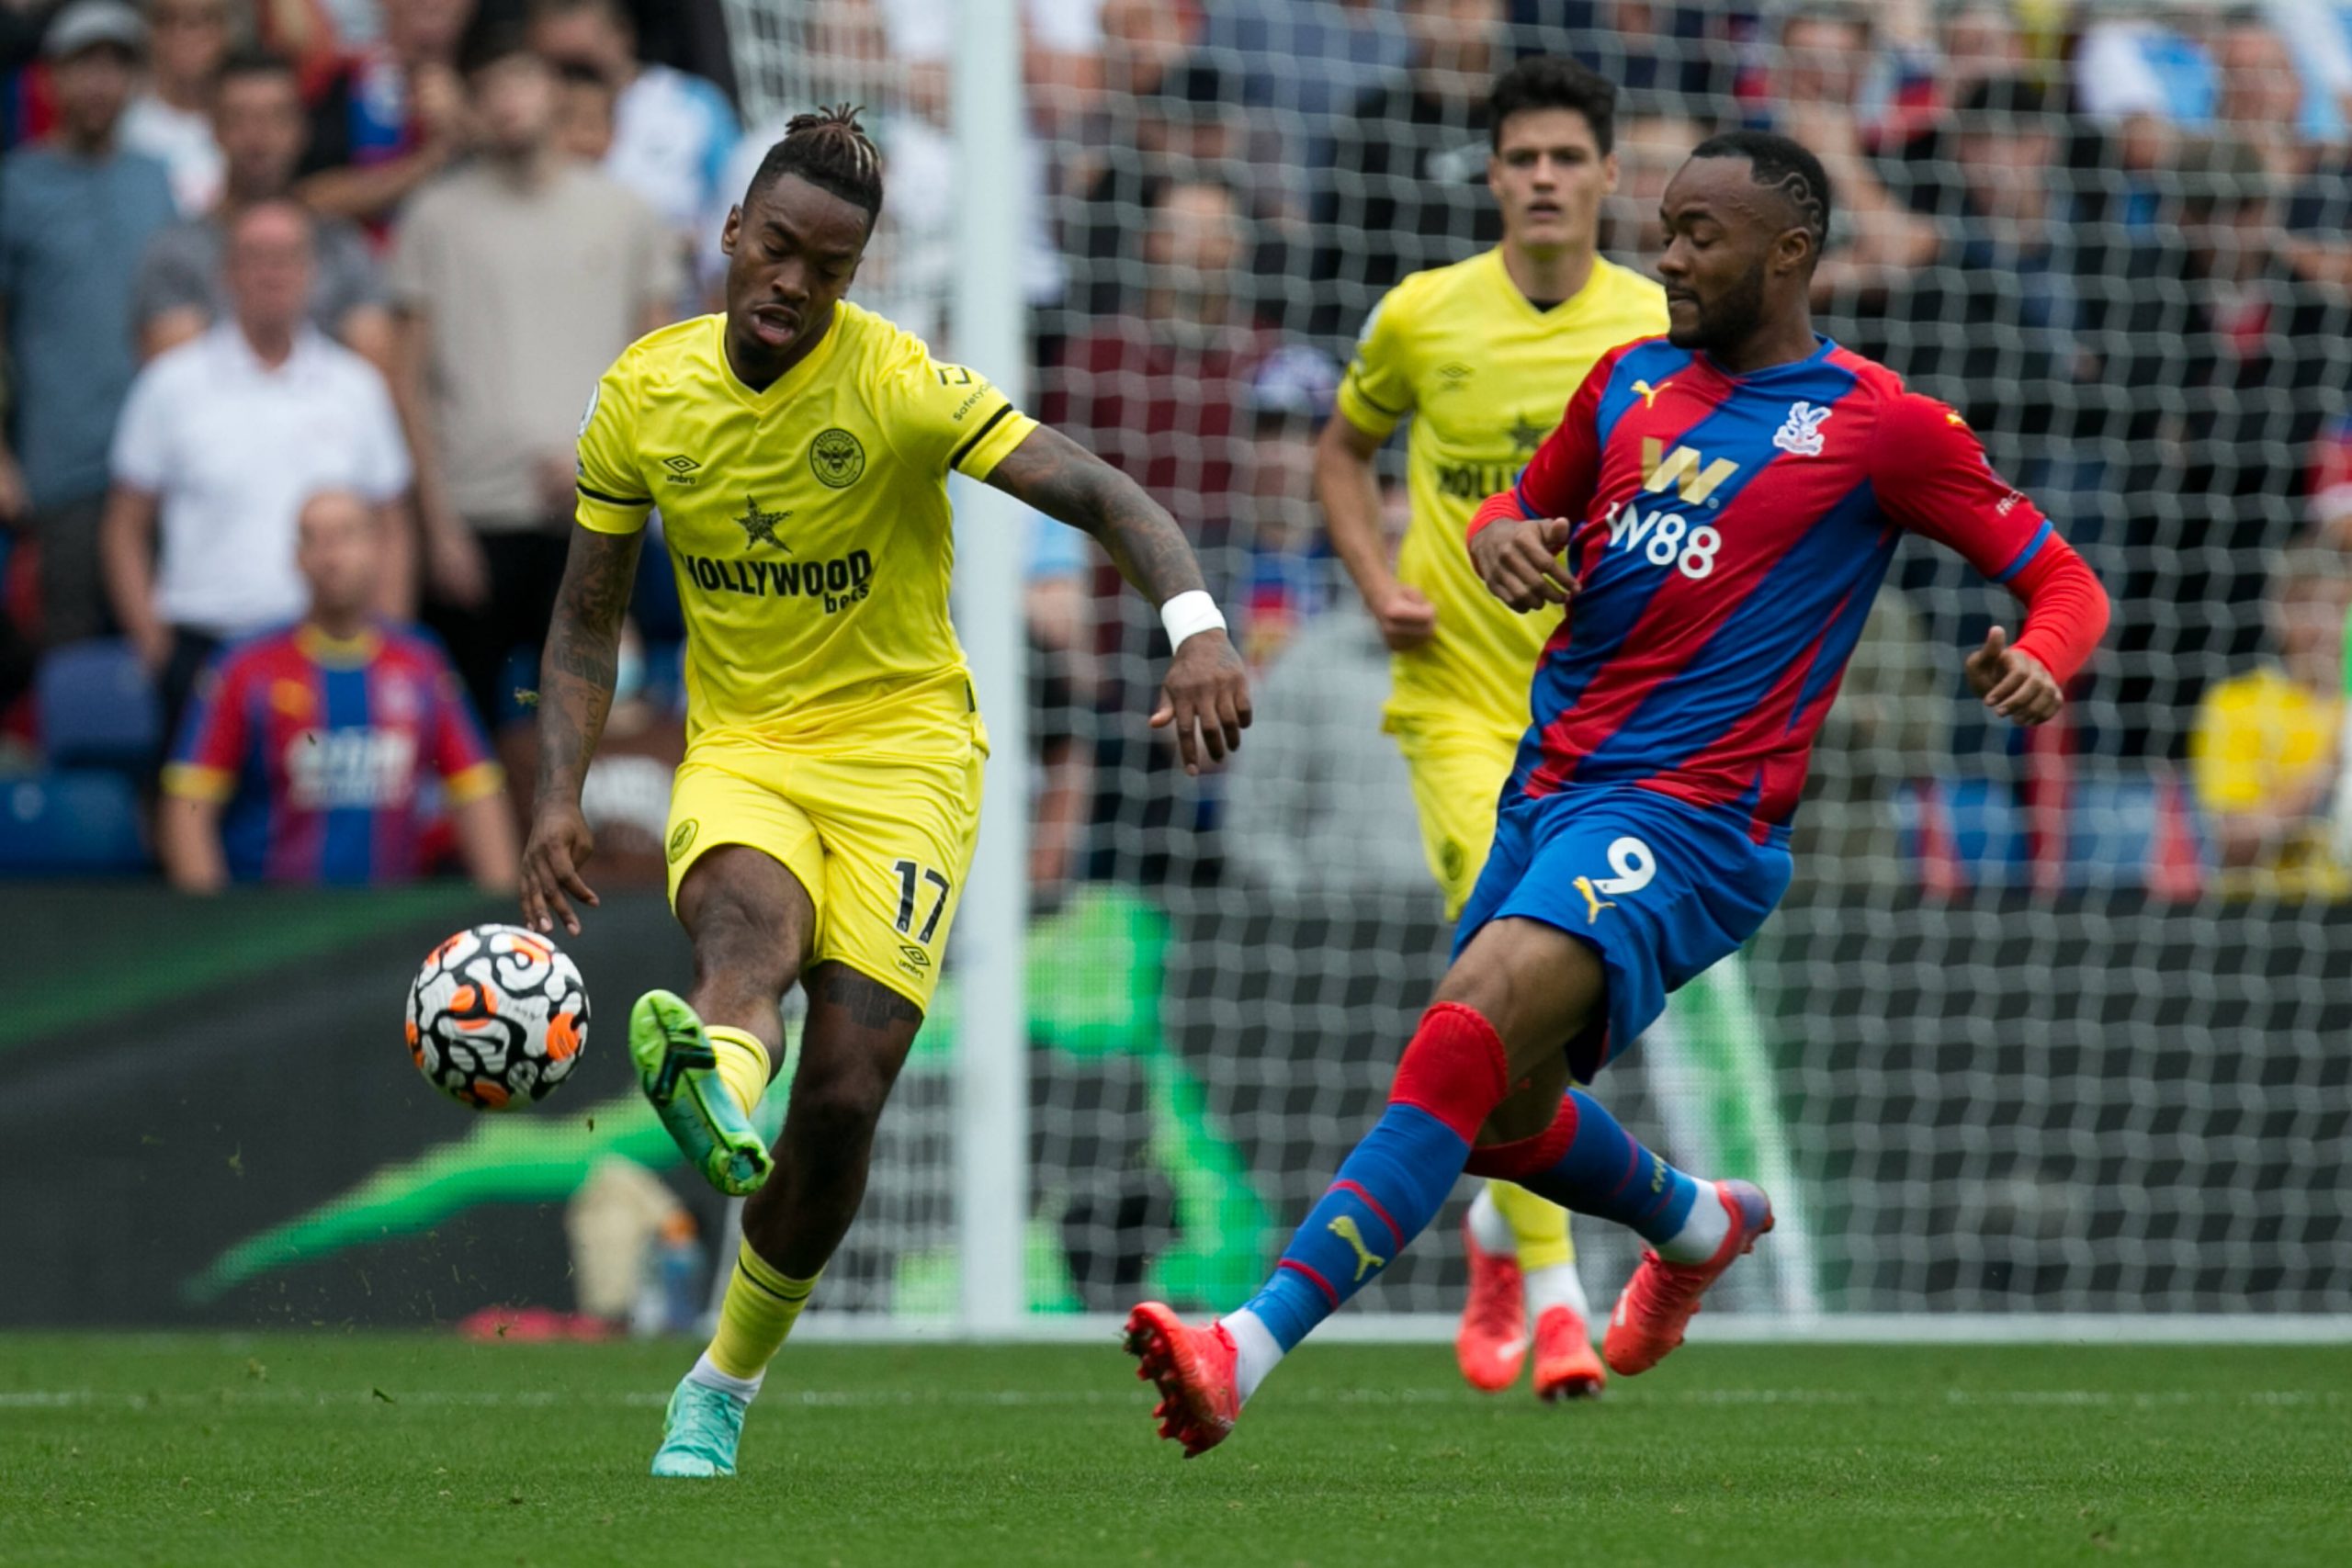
[
  {"x1": 533, "y1": 453, "x2": 579, "y2": 518},
  {"x1": 1149, "y1": 628, "x2": 1251, "y2": 775},
  {"x1": 1964, "y1": 625, "x2": 2063, "y2": 725},
  {"x1": 1364, "y1": 580, "x2": 1438, "y2": 650},
  {"x1": 129, "y1": 619, "x2": 173, "y2": 672},
  {"x1": 424, "y1": 507, "x2": 491, "y2": 608},
  {"x1": 0, "y1": 447, "x2": 27, "y2": 526},
  {"x1": 1472, "y1": 515, "x2": 1577, "y2": 612},
  {"x1": 520, "y1": 800, "x2": 600, "y2": 936},
  {"x1": 411, "y1": 62, "x2": 468, "y2": 148}
]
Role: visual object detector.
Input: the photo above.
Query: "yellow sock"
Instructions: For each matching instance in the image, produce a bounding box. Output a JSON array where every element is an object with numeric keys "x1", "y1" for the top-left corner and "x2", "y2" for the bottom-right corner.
[
  {"x1": 705, "y1": 1025, "x2": 772, "y2": 1118},
  {"x1": 1488, "y1": 1179, "x2": 1576, "y2": 1273},
  {"x1": 706, "y1": 1241, "x2": 820, "y2": 1381}
]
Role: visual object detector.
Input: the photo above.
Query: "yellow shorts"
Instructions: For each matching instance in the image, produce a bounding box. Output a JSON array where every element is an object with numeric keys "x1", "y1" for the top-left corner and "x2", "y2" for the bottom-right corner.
[
  {"x1": 1386, "y1": 711, "x2": 1521, "y2": 920},
  {"x1": 663, "y1": 737, "x2": 985, "y2": 1010}
]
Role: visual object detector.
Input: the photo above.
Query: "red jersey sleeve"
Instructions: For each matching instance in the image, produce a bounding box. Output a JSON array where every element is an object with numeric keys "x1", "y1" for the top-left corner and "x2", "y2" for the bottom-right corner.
[
  {"x1": 1871, "y1": 392, "x2": 2051, "y2": 581},
  {"x1": 1492, "y1": 349, "x2": 1618, "y2": 529},
  {"x1": 1874, "y1": 392, "x2": 2109, "y2": 682},
  {"x1": 424, "y1": 651, "x2": 504, "y2": 806},
  {"x1": 162, "y1": 651, "x2": 251, "y2": 802}
]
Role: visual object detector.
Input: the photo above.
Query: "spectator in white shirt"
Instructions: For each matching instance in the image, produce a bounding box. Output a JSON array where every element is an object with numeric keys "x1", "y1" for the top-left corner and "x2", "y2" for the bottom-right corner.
[{"x1": 102, "y1": 198, "x2": 413, "y2": 743}]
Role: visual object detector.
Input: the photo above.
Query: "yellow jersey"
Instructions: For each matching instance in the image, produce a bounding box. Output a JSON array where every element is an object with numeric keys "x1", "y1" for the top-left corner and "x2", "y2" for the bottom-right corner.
[
  {"x1": 1334, "y1": 248, "x2": 1668, "y2": 734},
  {"x1": 574, "y1": 305, "x2": 1038, "y2": 755},
  {"x1": 2189, "y1": 662, "x2": 2346, "y2": 897}
]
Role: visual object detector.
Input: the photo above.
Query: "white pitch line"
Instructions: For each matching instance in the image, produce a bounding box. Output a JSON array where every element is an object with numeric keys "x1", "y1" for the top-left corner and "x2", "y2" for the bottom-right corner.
[{"x1": 0, "y1": 1387, "x2": 2338, "y2": 1412}]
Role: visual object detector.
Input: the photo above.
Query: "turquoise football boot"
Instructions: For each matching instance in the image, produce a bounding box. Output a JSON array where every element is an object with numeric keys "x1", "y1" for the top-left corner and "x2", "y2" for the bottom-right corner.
[
  {"x1": 629, "y1": 989, "x2": 773, "y2": 1196},
  {"x1": 649, "y1": 1377, "x2": 747, "y2": 1478}
]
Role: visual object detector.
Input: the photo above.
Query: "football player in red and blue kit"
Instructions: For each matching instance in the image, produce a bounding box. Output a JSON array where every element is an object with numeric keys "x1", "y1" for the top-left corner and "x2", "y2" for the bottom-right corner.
[
  {"x1": 162, "y1": 491, "x2": 517, "y2": 890},
  {"x1": 1125, "y1": 130, "x2": 2110, "y2": 1456}
]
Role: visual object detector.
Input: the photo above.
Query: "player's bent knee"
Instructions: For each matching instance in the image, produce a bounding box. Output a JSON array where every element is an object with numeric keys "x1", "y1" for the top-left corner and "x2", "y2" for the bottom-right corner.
[
  {"x1": 1388, "y1": 1001, "x2": 1511, "y2": 1142},
  {"x1": 684, "y1": 855, "x2": 811, "y2": 1002},
  {"x1": 691, "y1": 923, "x2": 798, "y2": 1015},
  {"x1": 1434, "y1": 918, "x2": 1606, "y2": 1074}
]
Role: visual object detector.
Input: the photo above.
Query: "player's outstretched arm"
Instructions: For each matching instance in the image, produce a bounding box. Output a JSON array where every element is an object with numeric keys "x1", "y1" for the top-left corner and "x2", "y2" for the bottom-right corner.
[
  {"x1": 1875, "y1": 396, "x2": 2110, "y2": 731},
  {"x1": 985, "y1": 424, "x2": 1251, "y2": 774},
  {"x1": 521, "y1": 524, "x2": 644, "y2": 934}
]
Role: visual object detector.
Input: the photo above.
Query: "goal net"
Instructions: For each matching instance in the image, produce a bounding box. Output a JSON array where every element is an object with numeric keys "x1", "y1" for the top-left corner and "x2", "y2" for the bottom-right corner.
[{"x1": 718, "y1": 1, "x2": 2352, "y2": 1332}]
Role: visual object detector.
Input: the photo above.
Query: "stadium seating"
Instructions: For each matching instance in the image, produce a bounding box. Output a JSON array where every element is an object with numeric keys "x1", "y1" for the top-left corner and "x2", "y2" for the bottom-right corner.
[
  {"x1": 0, "y1": 770, "x2": 150, "y2": 875},
  {"x1": 1898, "y1": 776, "x2": 2028, "y2": 888},
  {"x1": 35, "y1": 639, "x2": 160, "y2": 772}
]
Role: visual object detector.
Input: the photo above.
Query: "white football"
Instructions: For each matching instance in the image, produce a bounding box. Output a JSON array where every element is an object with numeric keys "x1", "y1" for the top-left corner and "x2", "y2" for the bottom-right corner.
[{"x1": 405, "y1": 924, "x2": 590, "y2": 1111}]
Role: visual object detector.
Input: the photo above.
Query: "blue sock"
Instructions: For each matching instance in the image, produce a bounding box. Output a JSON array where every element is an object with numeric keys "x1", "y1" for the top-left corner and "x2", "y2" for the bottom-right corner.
[
  {"x1": 1515, "y1": 1089, "x2": 1703, "y2": 1247},
  {"x1": 1236, "y1": 1103, "x2": 1469, "y2": 1352}
]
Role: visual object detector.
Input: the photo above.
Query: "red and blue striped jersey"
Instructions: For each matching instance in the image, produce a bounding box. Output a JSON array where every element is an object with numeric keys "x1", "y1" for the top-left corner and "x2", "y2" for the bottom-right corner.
[
  {"x1": 1495, "y1": 335, "x2": 2055, "y2": 838},
  {"x1": 164, "y1": 622, "x2": 503, "y2": 885}
]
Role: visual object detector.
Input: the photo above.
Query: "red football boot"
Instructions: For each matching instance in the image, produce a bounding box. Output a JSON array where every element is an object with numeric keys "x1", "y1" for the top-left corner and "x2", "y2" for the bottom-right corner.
[
  {"x1": 1603, "y1": 1180, "x2": 1774, "y2": 1377},
  {"x1": 1531, "y1": 1304, "x2": 1606, "y2": 1401},
  {"x1": 1124, "y1": 1302, "x2": 1241, "y2": 1458},
  {"x1": 1455, "y1": 1215, "x2": 1528, "y2": 1393}
]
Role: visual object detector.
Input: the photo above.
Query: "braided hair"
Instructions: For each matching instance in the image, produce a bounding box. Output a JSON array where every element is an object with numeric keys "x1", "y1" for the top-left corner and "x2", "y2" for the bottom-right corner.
[
  {"x1": 1688, "y1": 130, "x2": 1834, "y2": 265},
  {"x1": 748, "y1": 105, "x2": 885, "y2": 228}
]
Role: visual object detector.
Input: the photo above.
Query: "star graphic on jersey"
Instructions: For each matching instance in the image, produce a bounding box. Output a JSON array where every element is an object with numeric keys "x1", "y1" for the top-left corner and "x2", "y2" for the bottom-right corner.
[
  {"x1": 1509, "y1": 414, "x2": 1551, "y2": 453},
  {"x1": 735, "y1": 496, "x2": 792, "y2": 550},
  {"x1": 1633, "y1": 378, "x2": 1675, "y2": 410}
]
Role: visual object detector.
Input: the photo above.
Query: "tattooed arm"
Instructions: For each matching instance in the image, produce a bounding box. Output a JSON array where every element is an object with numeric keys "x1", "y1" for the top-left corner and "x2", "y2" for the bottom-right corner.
[
  {"x1": 986, "y1": 424, "x2": 1252, "y2": 772},
  {"x1": 520, "y1": 524, "x2": 644, "y2": 934}
]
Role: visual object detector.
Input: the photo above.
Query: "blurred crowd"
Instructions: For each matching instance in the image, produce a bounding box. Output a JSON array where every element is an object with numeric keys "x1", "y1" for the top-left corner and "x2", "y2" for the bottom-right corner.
[{"x1": 2, "y1": 0, "x2": 2349, "y2": 901}]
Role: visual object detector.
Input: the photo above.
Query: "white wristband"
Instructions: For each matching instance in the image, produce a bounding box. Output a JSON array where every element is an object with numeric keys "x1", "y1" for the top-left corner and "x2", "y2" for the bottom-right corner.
[{"x1": 1159, "y1": 590, "x2": 1227, "y2": 650}]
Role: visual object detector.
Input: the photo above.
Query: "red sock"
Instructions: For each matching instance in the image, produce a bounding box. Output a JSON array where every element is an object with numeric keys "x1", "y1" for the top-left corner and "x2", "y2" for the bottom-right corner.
[{"x1": 1387, "y1": 1001, "x2": 1510, "y2": 1139}]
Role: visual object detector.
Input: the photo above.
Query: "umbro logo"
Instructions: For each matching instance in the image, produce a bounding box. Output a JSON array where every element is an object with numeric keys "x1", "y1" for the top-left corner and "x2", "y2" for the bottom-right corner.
[
  {"x1": 1773, "y1": 401, "x2": 1833, "y2": 457},
  {"x1": 662, "y1": 455, "x2": 702, "y2": 487}
]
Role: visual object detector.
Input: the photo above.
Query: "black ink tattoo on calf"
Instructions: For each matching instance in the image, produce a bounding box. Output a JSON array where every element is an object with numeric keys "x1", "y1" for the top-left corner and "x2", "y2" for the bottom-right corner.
[{"x1": 814, "y1": 965, "x2": 923, "y2": 1032}]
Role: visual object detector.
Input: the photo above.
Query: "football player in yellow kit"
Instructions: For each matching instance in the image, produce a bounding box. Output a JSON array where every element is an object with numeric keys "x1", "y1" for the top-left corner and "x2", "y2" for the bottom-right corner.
[
  {"x1": 516, "y1": 108, "x2": 1250, "y2": 1477},
  {"x1": 1314, "y1": 57, "x2": 1668, "y2": 1401}
]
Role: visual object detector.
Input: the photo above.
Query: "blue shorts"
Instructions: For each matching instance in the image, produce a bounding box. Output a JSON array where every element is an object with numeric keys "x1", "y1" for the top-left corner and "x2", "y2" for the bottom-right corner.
[{"x1": 1452, "y1": 784, "x2": 1792, "y2": 1078}]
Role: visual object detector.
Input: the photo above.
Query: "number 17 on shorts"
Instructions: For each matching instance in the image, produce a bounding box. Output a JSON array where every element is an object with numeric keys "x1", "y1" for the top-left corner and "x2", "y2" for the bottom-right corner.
[{"x1": 892, "y1": 859, "x2": 952, "y2": 946}]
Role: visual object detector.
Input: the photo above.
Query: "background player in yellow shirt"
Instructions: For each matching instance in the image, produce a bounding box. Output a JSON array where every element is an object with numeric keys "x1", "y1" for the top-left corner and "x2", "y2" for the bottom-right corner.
[
  {"x1": 1313, "y1": 57, "x2": 1668, "y2": 1402},
  {"x1": 2191, "y1": 542, "x2": 2351, "y2": 897},
  {"x1": 515, "y1": 109, "x2": 1250, "y2": 1478}
]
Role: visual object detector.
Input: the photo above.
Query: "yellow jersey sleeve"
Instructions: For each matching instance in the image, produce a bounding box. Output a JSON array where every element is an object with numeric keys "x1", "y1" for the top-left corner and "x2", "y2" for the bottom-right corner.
[
  {"x1": 573, "y1": 355, "x2": 655, "y2": 536},
  {"x1": 1336, "y1": 284, "x2": 1416, "y2": 440},
  {"x1": 873, "y1": 333, "x2": 1040, "y2": 482}
]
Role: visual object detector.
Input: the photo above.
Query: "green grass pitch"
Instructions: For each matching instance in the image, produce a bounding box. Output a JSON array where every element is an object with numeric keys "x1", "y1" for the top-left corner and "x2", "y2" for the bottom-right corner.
[{"x1": 3, "y1": 1335, "x2": 2345, "y2": 1566}]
